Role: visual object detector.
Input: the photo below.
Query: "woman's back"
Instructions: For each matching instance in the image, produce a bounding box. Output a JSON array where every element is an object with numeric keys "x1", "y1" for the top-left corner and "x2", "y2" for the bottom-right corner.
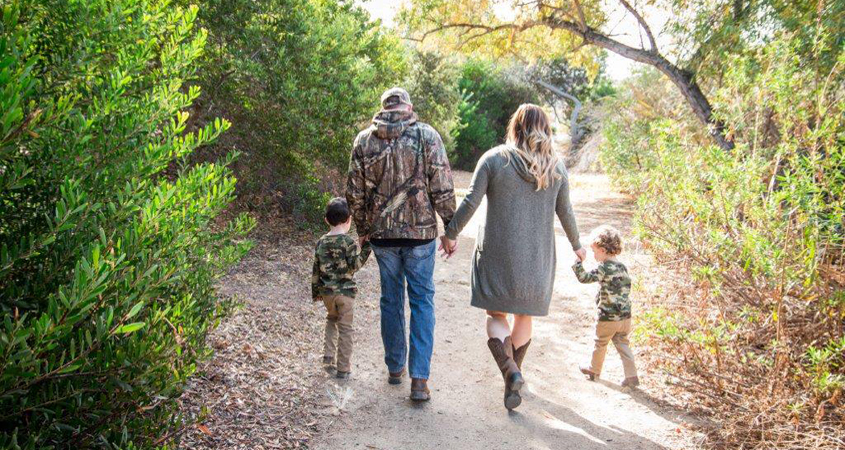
[{"x1": 445, "y1": 146, "x2": 580, "y2": 316}]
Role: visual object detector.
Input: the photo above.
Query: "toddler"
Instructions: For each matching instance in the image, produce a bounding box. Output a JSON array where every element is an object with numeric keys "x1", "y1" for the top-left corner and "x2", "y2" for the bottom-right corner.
[
  {"x1": 311, "y1": 197, "x2": 371, "y2": 379},
  {"x1": 573, "y1": 225, "x2": 639, "y2": 387}
]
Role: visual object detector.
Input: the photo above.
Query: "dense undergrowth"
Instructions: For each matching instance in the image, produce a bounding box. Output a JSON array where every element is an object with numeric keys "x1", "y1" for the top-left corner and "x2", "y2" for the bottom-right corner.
[
  {"x1": 0, "y1": 1, "x2": 253, "y2": 448},
  {"x1": 601, "y1": 31, "x2": 844, "y2": 448}
]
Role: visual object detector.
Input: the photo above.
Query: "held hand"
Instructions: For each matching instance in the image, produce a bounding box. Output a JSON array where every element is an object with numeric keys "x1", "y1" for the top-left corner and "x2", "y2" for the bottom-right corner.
[
  {"x1": 358, "y1": 234, "x2": 369, "y2": 247},
  {"x1": 575, "y1": 247, "x2": 587, "y2": 262},
  {"x1": 439, "y1": 236, "x2": 457, "y2": 259}
]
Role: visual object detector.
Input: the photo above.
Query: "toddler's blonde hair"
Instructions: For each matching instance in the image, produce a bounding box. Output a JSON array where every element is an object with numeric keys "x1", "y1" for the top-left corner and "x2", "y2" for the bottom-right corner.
[{"x1": 589, "y1": 225, "x2": 623, "y2": 256}]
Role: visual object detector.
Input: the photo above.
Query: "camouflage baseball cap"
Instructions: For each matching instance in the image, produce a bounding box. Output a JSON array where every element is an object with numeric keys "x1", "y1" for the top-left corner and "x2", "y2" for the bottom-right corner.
[{"x1": 381, "y1": 87, "x2": 412, "y2": 108}]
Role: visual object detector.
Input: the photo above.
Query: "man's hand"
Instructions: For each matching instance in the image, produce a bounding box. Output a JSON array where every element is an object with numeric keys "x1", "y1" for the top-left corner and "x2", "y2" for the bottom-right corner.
[
  {"x1": 575, "y1": 247, "x2": 587, "y2": 262},
  {"x1": 358, "y1": 234, "x2": 369, "y2": 247},
  {"x1": 439, "y1": 236, "x2": 457, "y2": 259}
]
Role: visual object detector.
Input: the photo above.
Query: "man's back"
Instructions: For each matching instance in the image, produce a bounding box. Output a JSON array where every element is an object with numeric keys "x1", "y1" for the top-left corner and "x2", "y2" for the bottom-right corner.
[{"x1": 346, "y1": 109, "x2": 455, "y2": 241}]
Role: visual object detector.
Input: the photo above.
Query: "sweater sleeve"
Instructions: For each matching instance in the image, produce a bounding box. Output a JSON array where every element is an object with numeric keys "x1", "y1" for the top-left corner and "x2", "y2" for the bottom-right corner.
[
  {"x1": 555, "y1": 170, "x2": 582, "y2": 251},
  {"x1": 444, "y1": 153, "x2": 491, "y2": 240}
]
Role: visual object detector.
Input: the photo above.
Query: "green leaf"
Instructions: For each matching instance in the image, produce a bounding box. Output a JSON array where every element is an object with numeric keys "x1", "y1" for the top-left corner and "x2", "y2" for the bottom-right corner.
[
  {"x1": 58, "y1": 363, "x2": 82, "y2": 374},
  {"x1": 116, "y1": 322, "x2": 145, "y2": 334},
  {"x1": 126, "y1": 302, "x2": 144, "y2": 319}
]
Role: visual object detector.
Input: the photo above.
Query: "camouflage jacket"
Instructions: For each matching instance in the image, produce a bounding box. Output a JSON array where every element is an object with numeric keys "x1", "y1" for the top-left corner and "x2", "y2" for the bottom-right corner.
[
  {"x1": 311, "y1": 234, "x2": 371, "y2": 300},
  {"x1": 573, "y1": 259, "x2": 632, "y2": 321},
  {"x1": 346, "y1": 110, "x2": 456, "y2": 240}
]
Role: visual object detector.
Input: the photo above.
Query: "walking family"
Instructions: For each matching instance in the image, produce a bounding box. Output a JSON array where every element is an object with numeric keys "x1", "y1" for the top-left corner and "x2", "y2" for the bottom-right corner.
[{"x1": 310, "y1": 87, "x2": 639, "y2": 409}]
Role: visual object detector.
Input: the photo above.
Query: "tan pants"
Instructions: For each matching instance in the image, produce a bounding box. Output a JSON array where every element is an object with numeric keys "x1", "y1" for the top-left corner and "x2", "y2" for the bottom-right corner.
[
  {"x1": 589, "y1": 318, "x2": 638, "y2": 378},
  {"x1": 322, "y1": 295, "x2": 354, "y2": 372}
]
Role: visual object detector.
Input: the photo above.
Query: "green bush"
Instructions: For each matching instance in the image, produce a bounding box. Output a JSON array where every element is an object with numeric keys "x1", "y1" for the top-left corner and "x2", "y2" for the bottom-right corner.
[
  {"x1": 0, "y1": 1, "x2": 252, "y2": 447},
  {"x1": 451, "y1": 59, "x2": 540, "y2": 169},
  {"x1": 601, "y1": 33, "x2": 844, "y2": 447},
  {"x1": 405, "y1": 50, "x2": 462, "y2": 152},
  {"x1": 183, "y1": 0, "x2": 408, "y2": 218}
]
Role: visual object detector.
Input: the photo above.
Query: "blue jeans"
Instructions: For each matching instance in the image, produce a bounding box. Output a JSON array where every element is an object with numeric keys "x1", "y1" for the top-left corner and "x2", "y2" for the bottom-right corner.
[{"x1": 371, "y1": 240, "x2": 436, "y2": 380}]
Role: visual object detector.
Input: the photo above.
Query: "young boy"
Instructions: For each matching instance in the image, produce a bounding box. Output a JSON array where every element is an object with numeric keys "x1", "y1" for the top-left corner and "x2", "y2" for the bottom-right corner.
[
  {"x1": 572, "y1": 225, "x2": 639, "y2": 387},
  {"x1": 312, "y1": 197, "x2": 371, "y2": 379}
]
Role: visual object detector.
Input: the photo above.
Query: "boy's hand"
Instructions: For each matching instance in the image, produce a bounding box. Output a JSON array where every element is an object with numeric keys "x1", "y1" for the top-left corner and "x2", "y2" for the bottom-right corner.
[{"x1": 358, "y1": 234, "x2": 369, "y2": 247}]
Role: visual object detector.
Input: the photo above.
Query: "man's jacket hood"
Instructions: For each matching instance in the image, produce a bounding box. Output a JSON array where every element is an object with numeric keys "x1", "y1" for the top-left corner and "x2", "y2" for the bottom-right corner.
[{"x1": 372, "y1": 109, "x2": 418, "y2": 140}]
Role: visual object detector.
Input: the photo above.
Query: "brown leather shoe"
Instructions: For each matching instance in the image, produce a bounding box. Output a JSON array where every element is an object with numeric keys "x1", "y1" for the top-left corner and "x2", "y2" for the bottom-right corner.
[
  {"x1": 580, "y1": 365, "x2": 598, "y2": 381},
  {"x1": 410, "y1": 378, "x2": 430, "y2": 401},
  {"x1": 621, "y1": 376, "x2": 640, "y2": 388},
  {"x1": 388, "y1": 368, "x2": 405, "y2": 385}
]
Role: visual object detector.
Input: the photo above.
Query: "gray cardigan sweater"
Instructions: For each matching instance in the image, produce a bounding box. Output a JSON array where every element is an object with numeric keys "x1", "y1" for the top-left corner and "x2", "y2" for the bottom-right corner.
[{"x1": 444, "y1": 146, "x2": 581, "y2": 316}]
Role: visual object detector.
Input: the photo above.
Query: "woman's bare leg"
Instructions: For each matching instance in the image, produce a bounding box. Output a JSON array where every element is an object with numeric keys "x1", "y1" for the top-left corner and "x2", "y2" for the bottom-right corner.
[
  {"x1": 486, "y1": 311, "x2": 511, "y2": 341},
  {"x1": 511, "y1": 314, "x2": 533, "y2": 348}
]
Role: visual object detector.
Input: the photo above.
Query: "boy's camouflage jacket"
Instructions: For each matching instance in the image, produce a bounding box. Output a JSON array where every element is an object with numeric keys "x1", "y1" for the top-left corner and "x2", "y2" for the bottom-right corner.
[
  {"x1": 572, "y1": 259, "x2": 632, "y2": 321},
  {"x1": 312, "y1": 234, "x2": 371, "y2": 300},
  {"x1": 346, "y1": 109, "x2": 456, "y2": 240}
]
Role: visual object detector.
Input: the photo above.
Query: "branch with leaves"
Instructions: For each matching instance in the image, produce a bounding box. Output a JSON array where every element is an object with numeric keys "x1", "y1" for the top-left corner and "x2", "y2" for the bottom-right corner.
[{"x1": 405, "y1": 0, "x2": 735, "y2": 150}]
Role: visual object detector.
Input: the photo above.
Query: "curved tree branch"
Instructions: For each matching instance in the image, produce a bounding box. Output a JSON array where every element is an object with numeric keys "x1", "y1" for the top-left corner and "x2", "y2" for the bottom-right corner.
[
  {"x1": 541, "y1": 14, "x2": 734, "y2": 150},
  {"x1": 617, "y1": 0, "x2": 658, "y2": 52},
  {"x1": 415, "y1": 4, "x2": 734, "y2": 150},
  {"x1": 536, "y1": 79, "x2": 584, "y2": 145}
]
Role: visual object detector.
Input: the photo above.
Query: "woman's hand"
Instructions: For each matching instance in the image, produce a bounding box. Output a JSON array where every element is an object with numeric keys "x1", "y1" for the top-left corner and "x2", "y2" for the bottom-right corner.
[
  {"x1": 574, "y1": 247, "x2": 587, "y2": 262},
  {"x1": 439, "y1": 236, "x2": 458, "y2": 259}
]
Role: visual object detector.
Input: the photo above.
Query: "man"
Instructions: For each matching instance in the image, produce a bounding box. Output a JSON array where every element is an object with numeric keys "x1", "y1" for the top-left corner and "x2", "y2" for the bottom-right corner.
[{"x1": 346, "y1": 87, "x2": 456, "y2": 401}]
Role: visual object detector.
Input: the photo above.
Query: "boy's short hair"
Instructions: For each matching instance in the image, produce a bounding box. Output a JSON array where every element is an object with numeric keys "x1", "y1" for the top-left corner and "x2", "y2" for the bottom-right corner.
[
  {"x1": 325, "y1": 197, "x2": 351, "y2": 226},
  {"x1": 589, "y1": 225, "x2": 623, "y2": 256}
]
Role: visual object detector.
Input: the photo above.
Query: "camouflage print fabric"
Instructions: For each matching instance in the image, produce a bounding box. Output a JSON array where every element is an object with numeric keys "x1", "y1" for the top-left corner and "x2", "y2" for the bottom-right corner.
[
  {"x1": 572, "y1": 259, "x2": 632, "y2": 321},
  {"x1": 312, "y1": 234, "x2": 371, "y2": 300},
  {"x1": 346, "y1": 109, "x2": 456, "y2": 240}
]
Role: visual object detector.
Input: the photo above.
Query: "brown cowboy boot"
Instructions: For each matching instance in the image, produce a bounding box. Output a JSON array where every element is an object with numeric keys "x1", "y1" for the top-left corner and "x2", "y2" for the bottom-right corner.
[
  {"x1": 487, "y1": 336, "x2": 524, "y2": 410},
  {"x1": 513, "y1": 340, "x2": 531, "y2": 371}
]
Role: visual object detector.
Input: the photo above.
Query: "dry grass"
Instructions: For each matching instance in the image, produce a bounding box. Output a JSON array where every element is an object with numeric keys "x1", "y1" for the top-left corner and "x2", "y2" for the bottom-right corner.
[
  {"x1": 177, "y1": 218, "x2": 329, "y2": 449},
  {"x1": 632, "y1": 258, "x2": 845, "y2": 449}
]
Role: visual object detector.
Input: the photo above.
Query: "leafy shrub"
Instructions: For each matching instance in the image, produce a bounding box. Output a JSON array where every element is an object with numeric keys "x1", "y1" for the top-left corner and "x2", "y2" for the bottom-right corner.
[
  {"x1": 0, "y1": 1, "x2": 252, "y2": 447},
  {"x1": 451, "y1": 59, "x2": 540, "y2": 169},
  {"x1": 405, "y1": 50, "x2": 462, "y2": 152},
  {"x1": 183, "y1": 0, "x2": 408, "y2": 219},
  {"x1": 601, "y1": 32, "x2": 844, "y2": 448}
]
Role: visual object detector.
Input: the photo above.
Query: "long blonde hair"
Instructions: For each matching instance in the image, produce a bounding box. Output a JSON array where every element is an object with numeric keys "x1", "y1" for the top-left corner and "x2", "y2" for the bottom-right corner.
[{"x1": 504, "y1": 104, "x2": 560, "y2": 190}]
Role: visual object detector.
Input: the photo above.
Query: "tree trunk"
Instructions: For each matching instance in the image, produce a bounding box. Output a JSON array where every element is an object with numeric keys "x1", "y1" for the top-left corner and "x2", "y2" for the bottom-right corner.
[
  {"x1": 535, "y1": 80, "x2": 584, "y2": 147},
  {"x1": 544, "y1": 17, "x2": 735, "y2": 150}
]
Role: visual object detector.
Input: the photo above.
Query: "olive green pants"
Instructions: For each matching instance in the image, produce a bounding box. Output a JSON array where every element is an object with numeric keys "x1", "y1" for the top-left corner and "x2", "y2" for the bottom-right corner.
[
  {"x1": 322, "y1": 295, "x2": 354, "y2": 372},
  {"x1": 589, "y1": 318, "x2": 638, "y2": 378}
]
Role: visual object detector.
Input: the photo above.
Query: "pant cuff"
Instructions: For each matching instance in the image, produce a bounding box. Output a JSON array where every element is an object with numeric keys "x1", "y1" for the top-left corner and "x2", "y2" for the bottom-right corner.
[{"x1": 410, "y1": 373, "x2": 429, "y2": 380}]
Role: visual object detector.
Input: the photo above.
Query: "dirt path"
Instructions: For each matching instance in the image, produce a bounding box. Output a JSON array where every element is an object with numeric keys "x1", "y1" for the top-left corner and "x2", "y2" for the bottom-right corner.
[{"x1": 310, "y1": 173, "x2": 696, "y2": 450}]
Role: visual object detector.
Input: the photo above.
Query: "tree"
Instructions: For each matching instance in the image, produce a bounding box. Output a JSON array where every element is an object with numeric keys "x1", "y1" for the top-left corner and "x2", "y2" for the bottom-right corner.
[
  {"x1": 524, "y1": 57, "x2": 591, "y2": 146},
  {"x1": 450, "y1": 59, "x2": 540, "y2": 169},
  {"x1": 401, "y1": 0, "x2": 736, "y2": 150},
  {"x1": 405, "y1": 50, "x2": 463, "y2": 152},
  {"x1": 180, "y1": 0, "x2": 408, "y2": 219}
]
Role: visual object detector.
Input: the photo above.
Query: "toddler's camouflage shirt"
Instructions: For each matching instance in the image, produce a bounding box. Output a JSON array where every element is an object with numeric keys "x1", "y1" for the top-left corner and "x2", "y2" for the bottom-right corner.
[{"x1": 573, "y1": 259, "x2": 632, "y2": 321}]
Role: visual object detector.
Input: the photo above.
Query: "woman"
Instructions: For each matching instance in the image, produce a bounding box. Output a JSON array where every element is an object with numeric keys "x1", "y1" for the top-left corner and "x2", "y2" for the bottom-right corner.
[{"x1": 442, "y1": 104, "x2": 584, "y2": 410}]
